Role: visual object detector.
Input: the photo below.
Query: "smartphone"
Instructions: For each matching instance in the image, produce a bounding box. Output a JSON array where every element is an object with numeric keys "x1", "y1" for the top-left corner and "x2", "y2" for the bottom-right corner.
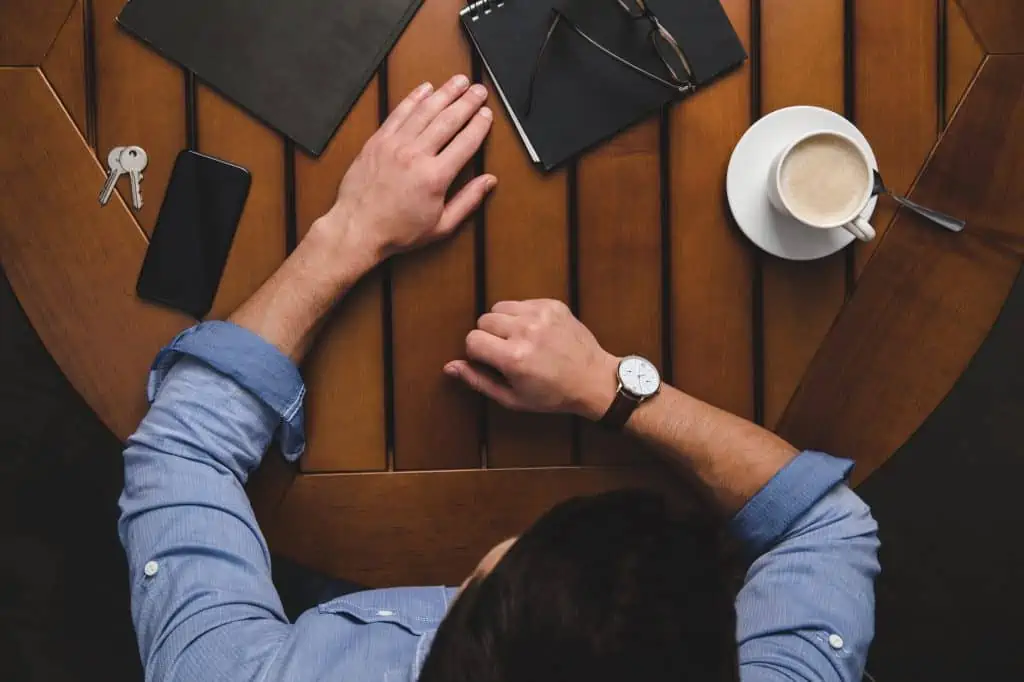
[{"x1": 136, "y1": 150, "x2": 251, "y2": 319}]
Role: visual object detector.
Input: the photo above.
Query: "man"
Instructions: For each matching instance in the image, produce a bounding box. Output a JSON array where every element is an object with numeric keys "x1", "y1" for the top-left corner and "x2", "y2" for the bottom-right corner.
[{"x1": 119, "y1": 74, "x2": 879, "y2": 682}]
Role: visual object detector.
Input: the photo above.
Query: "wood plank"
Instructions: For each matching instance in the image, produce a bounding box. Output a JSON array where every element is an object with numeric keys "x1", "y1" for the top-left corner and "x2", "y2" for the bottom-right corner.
[
  {"x1": 853, "y1": 0, "x2": 939, "y2": 276},
  {"x1": 0, "y1": 68, "x2": 191, "y2": 441},
  {"x1": 41, "y1": 0, "x2": 86, "y2": 135},
  {"x1": 0, "y1": 0, "x2": 75, "y2": 65},
  {"x1": 577, "y1": 120, "x2": 663, "y2": 464},
  {"x1": 94, "y1": 0, "x2": 185, "y2": 234},
  {"x1": 759, "y1": 0, "x2": 847, "y2": 428},
  {"x1": 266, "y1": 466, "x2": 677, "y2": 586},
  {"x1": 946, "y1": 0, "x2": 986, "y2": 124},
  {"x1": 387, "y1": 0, "x2": 481, "y2": 470},
  {"x1": 778, "y1": 56, "x2": 1024, "y2": 485},
  {"x1": 483, "y1": 78, "x2": 572, "y2": 468},
  {"x1": 294, "y1": 79, "x2": 386, "y2": 473},
  {"x1": 959, "y1": 0, "x2": 1024, "y2": 54},
  {"x1": 669, "y1": 0, "x2": 754, "y2": 419},
  {"x1": 197, "y1": 86, "x2": 287, "y2": 320}
]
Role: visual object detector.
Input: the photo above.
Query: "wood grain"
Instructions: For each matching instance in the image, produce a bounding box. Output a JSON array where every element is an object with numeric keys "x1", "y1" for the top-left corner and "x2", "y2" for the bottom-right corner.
[
  {"x1": 778, "y1": 56, "x2": 1024, "y2": 485},
  {"x1": 387, "y1": 0, "x2": 481, "y2": 470},
  {"x1": 959, "y1": 0, "x2": 1024, "y2": 54},
  {"x1": 41, "y1": 0, "x2": 86, "y2": 135},
  {"x1": 946, "y1": 0, "x2": 986, "y2": 124},
  {"x1": 576, "y1": 121, "x2": 663, "y2": 464},
  {"x1": 197, "y1": 86, "x2": 287, "y2": 320},
  {"x1": 266, "y1": 466, "x2": 676, "y2": 586},
  {"x1": 853, "y1": 0, "x2": 939, "y2": 276},
  {"x1": 483, "y1": 78, "x2": 572, "y2": 468},
  {"x1": 759, "y1": 0, "x2": 847, "y2": 428},
  {"x1": 0, "y1": 68, "x2": 191, "y2": 441},
  {"x1": 668, "y1": 0, "x2": 754, "y2": 420},
  {"x1": 0, "y1": 0, "x2": 75, "y2": 65},
  {"x1": 94, "y1": 0, "x2": 185, "y2": 233},
  {"x1": 295, "y1": 79, "x2": 387, "y2": 473}
]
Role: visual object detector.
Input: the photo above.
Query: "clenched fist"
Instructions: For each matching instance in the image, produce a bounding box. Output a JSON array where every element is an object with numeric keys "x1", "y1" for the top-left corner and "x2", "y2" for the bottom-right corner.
[
  {"x1": 315, "y1": 74, "x2": 496, "y2": 261},
  {"x1": 445, "y1": 299, "x2": 620, "y2": 421}
]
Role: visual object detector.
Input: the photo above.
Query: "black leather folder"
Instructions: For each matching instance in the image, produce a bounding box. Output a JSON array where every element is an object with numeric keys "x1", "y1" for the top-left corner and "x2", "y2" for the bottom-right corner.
[
  {"x1": 461, "y1": 0, "x2": 747, "y2": 170},
  {"x1": 118, "y1": 0, "x2": 423, "y2": 156}
]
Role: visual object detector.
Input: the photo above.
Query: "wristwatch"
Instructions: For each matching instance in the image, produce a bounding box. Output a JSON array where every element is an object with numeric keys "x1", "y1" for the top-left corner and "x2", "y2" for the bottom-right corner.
[{"x1": 598, "y1": 355, "x2": 662, "y2": 429}]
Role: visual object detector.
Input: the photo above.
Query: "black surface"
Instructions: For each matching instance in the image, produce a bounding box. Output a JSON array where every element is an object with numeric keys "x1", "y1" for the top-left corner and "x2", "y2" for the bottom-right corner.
[
  {"x1": 136, "y1": 150, "x2": 251, "y2": 320},
  {"x1": 463, "y1": 0, "x2": 747, "y2": 170},
  {"x1": 859, "y1": 271, "x2": 1024, "y2": 680},
  {"x1": 117, "y1": 0, "x2": 423, "y2": 156}
]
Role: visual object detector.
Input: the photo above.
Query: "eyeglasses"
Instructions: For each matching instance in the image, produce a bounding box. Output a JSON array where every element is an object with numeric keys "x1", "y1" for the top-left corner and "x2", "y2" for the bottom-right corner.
[{"x1": 524, "y1": 0, "x2": 696, "y2": 117}]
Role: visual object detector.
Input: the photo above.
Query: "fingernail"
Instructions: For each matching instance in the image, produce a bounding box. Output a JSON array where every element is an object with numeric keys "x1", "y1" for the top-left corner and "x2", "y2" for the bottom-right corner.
[
  {"x1": 453, "y1": 74, "x2": 470, "y2": 90},
  {"x1": 479, "y1": 106, "x2": 493, "y2": 120},
  {"x1": 485, "y1": 176, "x2": 498, "y2": 191},
  {"x1": 443, "y1": 363, "x2": 458, "y2": 376},
  {"x1": 417, "y1": 82, "x2": 433, "y2": 97},
  {"x1": 471, "y1": 83, "x2": 488, "y2": 98}
]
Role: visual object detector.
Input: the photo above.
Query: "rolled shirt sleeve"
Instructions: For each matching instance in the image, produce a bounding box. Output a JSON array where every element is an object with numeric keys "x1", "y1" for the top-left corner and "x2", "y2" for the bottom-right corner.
[
  {"x1": 119, "y1": 321, "x2": 307, "y2": 680},
  {"x1": 147, "y1": 320, "x2": 306, "y2": 461},
  {"x1": 731, "y1": 452, "x2": 881, "y2": 682}
]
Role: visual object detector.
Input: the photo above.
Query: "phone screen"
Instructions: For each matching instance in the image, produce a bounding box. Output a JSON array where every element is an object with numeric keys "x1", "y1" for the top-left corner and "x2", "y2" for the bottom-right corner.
[{"x1": 136, "y1": 150, "x2": 251, "y2": 319}]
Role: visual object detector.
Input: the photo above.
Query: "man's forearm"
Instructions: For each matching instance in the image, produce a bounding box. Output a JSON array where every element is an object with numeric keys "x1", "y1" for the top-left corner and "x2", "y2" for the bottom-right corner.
[
  {"x1": 577, "y1": 360, "x2": 797, "y2": 515},
  {"x1": 229, "y1": 216, "x2": 379, "y2": 363},
  {"x1": 627, "y1": 385, "x2": 796, "y2": 513}
]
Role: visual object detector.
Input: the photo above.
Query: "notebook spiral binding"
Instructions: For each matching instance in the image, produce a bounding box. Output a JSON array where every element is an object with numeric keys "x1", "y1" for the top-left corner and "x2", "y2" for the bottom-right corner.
[{"x1": 463, "y1": 0, "x2": 506, "y2": 21}]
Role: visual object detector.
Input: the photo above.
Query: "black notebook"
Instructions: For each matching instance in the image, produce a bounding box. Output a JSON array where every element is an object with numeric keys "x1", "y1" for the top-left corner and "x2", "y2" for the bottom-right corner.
[
  {"x1": 117, "y1": 0, "x2": 423, "y2": 156},
  {"x1": 461, "y1": 0, "x2": 747, "y2": 170}
]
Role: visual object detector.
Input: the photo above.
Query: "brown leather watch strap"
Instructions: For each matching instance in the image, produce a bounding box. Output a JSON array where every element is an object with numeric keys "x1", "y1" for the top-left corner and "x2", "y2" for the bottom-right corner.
[{"x1": 598, "y1": 390, "x2": 641, "y2": 430}]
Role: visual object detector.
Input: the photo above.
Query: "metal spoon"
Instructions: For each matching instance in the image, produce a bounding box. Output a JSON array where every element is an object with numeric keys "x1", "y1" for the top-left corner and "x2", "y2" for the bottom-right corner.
[{"x1": 872, "y1": 169, "x2": 966, "y2": 233}]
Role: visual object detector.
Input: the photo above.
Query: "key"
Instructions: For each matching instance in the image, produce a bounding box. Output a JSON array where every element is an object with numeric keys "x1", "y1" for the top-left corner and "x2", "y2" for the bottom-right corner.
[
  {"x1": 120, "y1": 146, "x2": 149, "y2": 210},
  {"x1": 98, "y1": 146, "x2": 126, "y2": 206}
]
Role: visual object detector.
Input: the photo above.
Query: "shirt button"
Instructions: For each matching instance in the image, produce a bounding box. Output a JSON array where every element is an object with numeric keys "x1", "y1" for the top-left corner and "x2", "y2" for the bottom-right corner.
[
  {"x1": 143, "y1": 561, "x2": 159, "y2": 578},
  {"x1": 377, "y1": 610, "x2": 394, "y2": 617},
  {"x1": 828, "y1": 634, "x2": 844, "y2": 650}
]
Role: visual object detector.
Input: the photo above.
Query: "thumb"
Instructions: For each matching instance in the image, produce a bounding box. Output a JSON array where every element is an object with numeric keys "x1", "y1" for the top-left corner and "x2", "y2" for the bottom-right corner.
[
  {"x1": 444, "y1": 360, "x2": 519, "y2": 409},
  {"x1": 435, "y1": 174, "x2": 497, "y2": 237}
]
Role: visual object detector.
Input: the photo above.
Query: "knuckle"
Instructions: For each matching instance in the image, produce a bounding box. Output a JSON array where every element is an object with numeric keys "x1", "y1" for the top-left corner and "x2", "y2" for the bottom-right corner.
[
  {"x1": 394, "y1": 143, "x2": 418, "y2": 166},
  {"x1": 511, "y1": 342, "x2": 532, "y2": 366}
]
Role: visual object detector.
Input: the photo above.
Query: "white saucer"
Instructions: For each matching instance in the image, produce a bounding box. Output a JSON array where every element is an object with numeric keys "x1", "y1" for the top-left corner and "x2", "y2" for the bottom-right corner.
[{"x1": 726, "y1": 106, "x2": 879, "y2": 261}]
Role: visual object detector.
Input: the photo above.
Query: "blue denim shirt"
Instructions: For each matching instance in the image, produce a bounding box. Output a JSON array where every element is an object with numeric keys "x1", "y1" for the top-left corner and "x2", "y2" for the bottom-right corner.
[{"x1": 119, "y1": 321, "x2": 880, "y2": 682}]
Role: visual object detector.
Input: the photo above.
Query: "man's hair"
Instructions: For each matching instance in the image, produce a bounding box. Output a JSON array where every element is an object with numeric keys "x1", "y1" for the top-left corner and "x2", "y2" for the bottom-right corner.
[{"x1": 419, "y1": 488, "x2": 741, "y2": 682}]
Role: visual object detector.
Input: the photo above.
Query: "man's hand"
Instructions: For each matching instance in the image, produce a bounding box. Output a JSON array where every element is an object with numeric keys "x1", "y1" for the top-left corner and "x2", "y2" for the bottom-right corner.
[
  {"x1": 313, "y1": 74, "x2": 497, "y2": 262},
  {"x1": 230, "y1": 75, "x2": 495, "y2": 362},
  {"x1": 444, "y1": 300, "x2": 620, "y2": 421}
]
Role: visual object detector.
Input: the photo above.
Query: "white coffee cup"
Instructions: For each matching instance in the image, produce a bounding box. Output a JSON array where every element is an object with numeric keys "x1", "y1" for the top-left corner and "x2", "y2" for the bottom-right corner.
[{"x1": 767, "y1": 130, "x2": 876, "y2": 242}]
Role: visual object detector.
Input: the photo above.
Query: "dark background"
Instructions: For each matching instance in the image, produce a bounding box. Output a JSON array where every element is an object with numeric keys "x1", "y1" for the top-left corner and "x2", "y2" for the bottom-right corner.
[{"x1": 1, "y1": 266, "x2": 1022, "y2": 681}]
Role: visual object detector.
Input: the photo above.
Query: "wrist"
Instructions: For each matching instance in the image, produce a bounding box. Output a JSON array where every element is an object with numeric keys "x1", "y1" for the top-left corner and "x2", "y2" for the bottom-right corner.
[
  {"x1": 308, "y1": 212, "x2": 383, "y2": 282},
  {"x1": 572, "y1": 352, "x2": 621, "y2": 421}
]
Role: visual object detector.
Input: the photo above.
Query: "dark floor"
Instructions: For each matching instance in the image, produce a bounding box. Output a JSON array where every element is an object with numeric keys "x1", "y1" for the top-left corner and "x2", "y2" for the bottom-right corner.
[{"x1": 1, "y1": 264, "x2": 1023, "y2": 681}]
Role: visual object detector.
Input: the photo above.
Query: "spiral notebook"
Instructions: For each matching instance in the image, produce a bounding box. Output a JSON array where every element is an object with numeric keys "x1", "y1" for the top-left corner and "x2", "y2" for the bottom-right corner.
[{"x1": 460, "y1": 0, "x2": 747, "y2": 170}]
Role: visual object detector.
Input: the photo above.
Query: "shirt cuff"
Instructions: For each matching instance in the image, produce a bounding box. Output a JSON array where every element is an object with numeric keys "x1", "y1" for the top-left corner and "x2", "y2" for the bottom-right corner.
[
  {"x1": 730, "y1": 451, "x2": 854, "y2": 557},
  {"x1": 147, "y1": 321, "x2": 306, "y2": 460}
]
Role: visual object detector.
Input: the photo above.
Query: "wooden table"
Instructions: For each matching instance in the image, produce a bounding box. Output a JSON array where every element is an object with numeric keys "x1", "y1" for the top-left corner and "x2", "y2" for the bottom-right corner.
[{"x1": 2, "y1": 0, "x2": 1022, "y2": 586}]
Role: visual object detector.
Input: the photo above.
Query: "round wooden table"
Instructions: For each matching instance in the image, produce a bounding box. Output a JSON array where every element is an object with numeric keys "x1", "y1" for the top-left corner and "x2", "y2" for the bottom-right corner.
[{"x1": 2, "y1": 0, "x2": 1022, "y2": 586}]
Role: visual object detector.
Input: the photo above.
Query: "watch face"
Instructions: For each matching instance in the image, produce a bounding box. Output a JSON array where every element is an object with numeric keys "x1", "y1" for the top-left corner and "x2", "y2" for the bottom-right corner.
[{"x1": 618, "y1": 356, "x2": 661, "y2": 398}]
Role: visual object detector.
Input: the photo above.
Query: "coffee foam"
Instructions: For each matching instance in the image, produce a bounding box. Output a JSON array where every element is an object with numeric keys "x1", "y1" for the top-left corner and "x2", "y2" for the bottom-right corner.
[{"x1": 780, "y1": 135, "x2": 869, "y2": 226}]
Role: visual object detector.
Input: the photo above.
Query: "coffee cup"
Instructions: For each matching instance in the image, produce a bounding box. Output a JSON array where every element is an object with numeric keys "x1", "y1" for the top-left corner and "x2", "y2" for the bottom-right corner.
[{"x1": 767, "y1": 130, "x2": 876, "y2": 242}]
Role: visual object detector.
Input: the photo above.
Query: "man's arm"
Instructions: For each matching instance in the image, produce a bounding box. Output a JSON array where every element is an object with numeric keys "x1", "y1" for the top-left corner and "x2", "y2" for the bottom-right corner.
[
  {"x1": 446, "y1": 299, "x2": 880, "y2": 682},
  {"x1": 119, "y1": 74, "x2": 496, "y2": 681}
]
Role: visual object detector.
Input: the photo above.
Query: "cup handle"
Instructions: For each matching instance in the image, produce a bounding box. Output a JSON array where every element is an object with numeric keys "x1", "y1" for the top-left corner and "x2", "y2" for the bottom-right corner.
[{"x1": 844, "y1": 217, "x2": 876, "y2": 242}]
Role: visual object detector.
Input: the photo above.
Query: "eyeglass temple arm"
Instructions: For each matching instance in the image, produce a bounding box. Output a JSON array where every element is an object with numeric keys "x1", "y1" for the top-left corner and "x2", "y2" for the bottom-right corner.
[
  {"x1": 524, "y1": 13, "x2": 563, "y2": 116},
  {"x1": 569, "y1": 17, "x2": 691, "y2": 93}
]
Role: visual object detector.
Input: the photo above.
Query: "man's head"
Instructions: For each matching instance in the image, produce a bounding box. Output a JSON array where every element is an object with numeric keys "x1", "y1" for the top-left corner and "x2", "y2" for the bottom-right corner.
[{"x1": 420, "y1": 489, "x2": 741, "y2": 682}]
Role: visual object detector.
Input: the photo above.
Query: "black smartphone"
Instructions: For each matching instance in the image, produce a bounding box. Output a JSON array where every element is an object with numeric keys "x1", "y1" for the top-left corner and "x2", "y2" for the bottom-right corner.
[{"x1": 136, "y1": 150, "x2": 251, "y2": 319}]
